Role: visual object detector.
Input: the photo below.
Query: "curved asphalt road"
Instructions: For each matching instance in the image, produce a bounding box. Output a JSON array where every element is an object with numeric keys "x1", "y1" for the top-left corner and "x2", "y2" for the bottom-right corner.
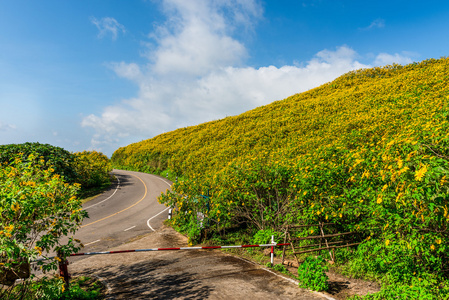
[{"x1": 73, "y1": 169, "x2": 172, "y2": 256}]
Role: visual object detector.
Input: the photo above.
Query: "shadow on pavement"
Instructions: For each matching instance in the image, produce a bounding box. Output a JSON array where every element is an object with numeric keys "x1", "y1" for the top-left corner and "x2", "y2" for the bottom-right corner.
[
  {"x1": 114, "y1": 174, "x2": 135, "y2": 188},
  {"x1": 79, "y1": 258, "x2": 213, "y2": 299}
]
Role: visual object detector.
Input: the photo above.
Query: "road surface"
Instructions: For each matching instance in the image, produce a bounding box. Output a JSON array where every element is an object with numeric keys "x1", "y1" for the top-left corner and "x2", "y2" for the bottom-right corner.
[{"x1": 73, "y1": 169, "x2": 171, "y2": 256}]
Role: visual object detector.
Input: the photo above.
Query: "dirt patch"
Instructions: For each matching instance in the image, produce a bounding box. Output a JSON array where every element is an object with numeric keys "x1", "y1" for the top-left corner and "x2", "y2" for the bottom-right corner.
[{"x1": 326, "y1": 271, "x2": 380, "y2": 299}]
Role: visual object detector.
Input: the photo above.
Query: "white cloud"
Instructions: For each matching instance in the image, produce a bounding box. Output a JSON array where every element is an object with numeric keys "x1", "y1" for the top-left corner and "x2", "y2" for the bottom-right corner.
[
  {"x1": 82, "y1": 0, "x2": 415, "y2": 155},
  {"x1": 146, "y1": 0, "x2": 259, "y2": 76},
  {"x1": 360, "y1": 19, "x2": 385, "y2": 31},
  {"x1": 91, "y1": 17, "x2": 126, "y2": 40},
  {"x1": 0, "y1": 121, "x2": 16, "y2": 131},
  {"x1": 374, "y1": 52, "x2": 415, "y2": 66}
]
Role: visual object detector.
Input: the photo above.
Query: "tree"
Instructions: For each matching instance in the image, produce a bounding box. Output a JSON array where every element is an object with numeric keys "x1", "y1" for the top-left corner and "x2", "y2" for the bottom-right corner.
[{"x1": 0, "y1": 153, "x2": 87, "y2": 296}]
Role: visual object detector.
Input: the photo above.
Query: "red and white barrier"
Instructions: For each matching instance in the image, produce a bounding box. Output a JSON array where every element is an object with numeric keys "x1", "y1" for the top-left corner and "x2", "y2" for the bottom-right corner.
[
  {"x1": 33, "y1": 239, "x2": 291, "y2": 288},
  {"x1": 70, "y1": 242, "x2": 291, "y2": 257},
  {"x1": 32, "y1": 242, "x2": 291, "y2": 262}
]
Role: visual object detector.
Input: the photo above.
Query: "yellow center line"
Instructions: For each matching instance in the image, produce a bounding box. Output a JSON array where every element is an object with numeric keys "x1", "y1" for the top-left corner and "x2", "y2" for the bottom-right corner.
[{"x1": 81, "y1": 174, "x2": 148, "y2": 228}]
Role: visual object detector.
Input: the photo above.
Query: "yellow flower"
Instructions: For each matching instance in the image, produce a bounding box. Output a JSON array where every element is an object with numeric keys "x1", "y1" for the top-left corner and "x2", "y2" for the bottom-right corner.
[
  {"x1": 11, "y1": 203, "x2": 20, "y2": 212},
  {"x1": 436, "y1": 239, "x2": 442, "y2": 245},
  {"x1": 34, "y1": 246, "x2": 43, "y2": 255},
  {"x1": 414, "y1": 165, "x2": 428, "y2": 181},
  {"x1": 398, "y1": 166, "x2": 409, "y2": 175},
  {"x1": 430, "y1": 244, "x2": 435, "y2": 251},
  {"x1": 385, "y1": 239, "x2": 390, "y2": 246},
  {"x1": 386, "y1": 140, "x2": 395, "y2": 147},
  {"x1": 377, "y1": 196, "x2": 383, "y2": 204}
]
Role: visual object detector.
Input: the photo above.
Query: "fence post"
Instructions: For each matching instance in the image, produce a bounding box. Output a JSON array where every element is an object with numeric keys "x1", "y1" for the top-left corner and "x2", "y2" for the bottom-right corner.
[
  {"x1": 271, "y1": 235, "x2": 274, "y2": 266},
  {"x1": 57, "y1": 251, "x2": 70, "y2": 291}
]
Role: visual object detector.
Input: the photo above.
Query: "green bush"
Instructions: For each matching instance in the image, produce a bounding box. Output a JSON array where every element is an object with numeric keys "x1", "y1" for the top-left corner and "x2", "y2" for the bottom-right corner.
[
  {"x1": 297, "y1": 256, "x2": 329, "y2": 292},
  {"x1": 252, "y1": 229, "x2": 282, "y2": 245}
]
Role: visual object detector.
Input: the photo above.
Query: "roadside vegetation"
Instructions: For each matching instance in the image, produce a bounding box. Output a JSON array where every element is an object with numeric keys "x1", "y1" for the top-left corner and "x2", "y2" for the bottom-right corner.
[
  {"x1": 112, "y1": 58, "x2": 449, "y2": 298},
  {"x1": 0, "y1": 142, "x2": 110, "y2": 299}
]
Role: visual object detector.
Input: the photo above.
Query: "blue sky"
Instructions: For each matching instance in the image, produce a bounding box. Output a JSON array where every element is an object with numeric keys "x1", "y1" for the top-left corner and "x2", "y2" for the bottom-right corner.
[{"x1": 1, "y1": 0, "x2": 449, "y2": 156}]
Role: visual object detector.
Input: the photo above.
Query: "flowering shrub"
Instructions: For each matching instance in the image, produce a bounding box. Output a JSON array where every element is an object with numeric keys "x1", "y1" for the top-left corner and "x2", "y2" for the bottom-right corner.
[{"x1": 73, "y1": 150, "x2": 111, "y2": 190}]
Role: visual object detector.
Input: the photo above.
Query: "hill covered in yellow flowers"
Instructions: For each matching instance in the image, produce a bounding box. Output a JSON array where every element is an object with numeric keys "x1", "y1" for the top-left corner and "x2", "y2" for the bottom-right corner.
[
  {"x1": 112, "y1": 58, "x2": 449, "y2": 297},
  {"x1": 112, "y1": 58, "x2": 448, "y2": 181}
]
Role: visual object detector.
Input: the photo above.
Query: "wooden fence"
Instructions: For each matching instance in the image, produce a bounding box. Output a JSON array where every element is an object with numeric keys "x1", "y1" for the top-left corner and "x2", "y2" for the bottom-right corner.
[{"x1": 281, "y1": 223, "x2": 361, "y2": 265}]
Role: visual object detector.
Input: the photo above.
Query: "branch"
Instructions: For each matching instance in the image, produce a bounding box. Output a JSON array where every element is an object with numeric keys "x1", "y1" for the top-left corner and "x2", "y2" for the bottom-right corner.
[{"x1": 422, "y1": 144, "x2": 449, "y2": 160}]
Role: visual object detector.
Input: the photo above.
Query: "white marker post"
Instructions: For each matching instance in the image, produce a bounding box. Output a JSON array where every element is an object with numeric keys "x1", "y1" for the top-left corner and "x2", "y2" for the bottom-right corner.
[{"x1": 271, "y1": 235, "x2": 275, "y2": 266}]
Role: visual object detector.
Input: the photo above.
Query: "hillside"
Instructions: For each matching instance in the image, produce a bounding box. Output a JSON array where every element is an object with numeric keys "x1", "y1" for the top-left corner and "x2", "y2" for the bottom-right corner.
[
  {"x1": 112, "y1": 59, "x2": 448, "y2": 178},
  {"x1": 112, "y1": 58, "x2": 449, "y2": 297}
]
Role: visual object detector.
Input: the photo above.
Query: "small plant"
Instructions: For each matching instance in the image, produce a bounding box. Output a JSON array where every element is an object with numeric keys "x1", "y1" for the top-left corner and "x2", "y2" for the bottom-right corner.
[
  {"x1": 297, "y1": 256, "x2": 329, "y2": 292},
  {"x1": 252, "y1": 229, "x2": 282, "y2": 245},
  {"x1": 272, "y1": 263, "x2": 287, "y2": 273}
]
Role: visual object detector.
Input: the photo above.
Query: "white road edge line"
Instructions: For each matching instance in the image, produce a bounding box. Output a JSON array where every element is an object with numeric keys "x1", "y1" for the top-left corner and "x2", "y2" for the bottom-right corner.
[
  {"x1": 146, "y1": 174, "x2": 172, "y2": 231},
  {"x1": 84, "y1": 177, "x2": 121, "y2": 210},
  {"x1": 149, "y1": 174, "x2": 172, "y2": 188},
  {"x1": 147, "y1": 207, "x2": 171, "y2": 231},
  {"x1": 124, "y1": 225, "x2": 136, "y2": 231},
  {"x1": 84, "y1": 239, "x2": 101, "y2": 246}
]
